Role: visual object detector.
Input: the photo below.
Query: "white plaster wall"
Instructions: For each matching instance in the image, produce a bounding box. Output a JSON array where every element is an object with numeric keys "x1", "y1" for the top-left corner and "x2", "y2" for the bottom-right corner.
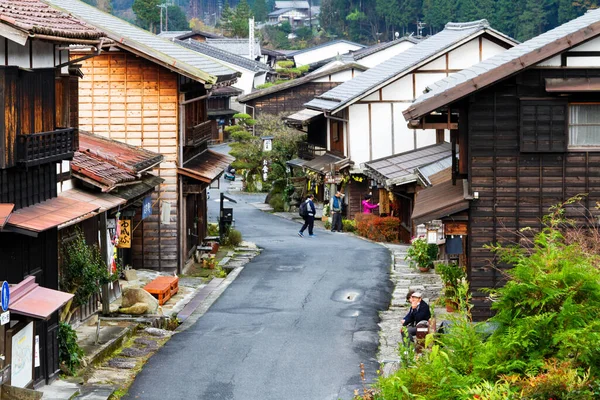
[
  {"x1": 312, "y1": 69, "x2": 357, "y2": 83},
  {"x1": 348, "y1": 104, "x2": 370, "y2": 164},
  {"x1": 363, "y1": 92, "x2": 380, "y2": 101},
  {"x1": 421, "y1": 55, "x2": 446, "y2": 70},
  {"x1": 448, "y1": 39, "x2": 479, "y2": 69},
  {"x1": 393, "y1": 103, "x2": 412, "y2": 153},
  {"x1": 538, "y1": 55, "x2": 561, "y2": 67},
  {"x1": 481, "y1": 38, "x2": 508, "y2": 60},
  {"x1": 7, "y1": 40, "x2": 29, "y2": 68},
  {"x1": 567, "y1": 56, "x2": 600, "y2": 67},
  {"x1": 359, "y1": 41, "x2": 415, "y2": 68},
  {"x1": 381, "y1": 75, "x2": 413, "y2": 101},
  {"x1": 394, "y1": 123, "x2": 416, "y2": 153},
  {"x1": 371, "y1": 103, "x2": 393, "y2": 160},
  {"x1": 0, "y1": 39, "x2": 4, "y2": 65},
  {"x1": 32, "y1": 41, "x2": 54, "y2": 68},
  {"x1": 294, "y1": 43, "x2": 364, "y2": 66},
  {"x1": 570, "y1": 35, "x2": 600, "y2": 52},
  {"x1": 253, "y1": 73, "x2": 267, "y2": 88},
  {"x1": 415, "y1": 73, "x2": 447, "y2": 97},
  {"x1": 416, "y1": 128, "x2": 437, "y2": 148}
]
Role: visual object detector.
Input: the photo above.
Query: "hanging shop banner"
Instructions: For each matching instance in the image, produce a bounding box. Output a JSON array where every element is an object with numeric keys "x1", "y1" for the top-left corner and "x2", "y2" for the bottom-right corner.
[
  {"x1": 142, "y1": 196, "x2": 152, "y2": 220},
  {"x1": 117, "y1": 219, "x2": 132, "y2": 248}
]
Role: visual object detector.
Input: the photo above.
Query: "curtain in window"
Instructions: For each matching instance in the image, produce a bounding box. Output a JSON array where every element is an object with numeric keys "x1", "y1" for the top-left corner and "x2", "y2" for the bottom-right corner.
[{"x1": 570, "y1": 104, "x2": 600, "y2": 146}]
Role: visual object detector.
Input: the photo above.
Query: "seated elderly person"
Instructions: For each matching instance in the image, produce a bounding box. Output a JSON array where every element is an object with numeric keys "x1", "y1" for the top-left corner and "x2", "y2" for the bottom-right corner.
[{"x1": 401, "y1": 291, "x2": 431, "y2": 341}]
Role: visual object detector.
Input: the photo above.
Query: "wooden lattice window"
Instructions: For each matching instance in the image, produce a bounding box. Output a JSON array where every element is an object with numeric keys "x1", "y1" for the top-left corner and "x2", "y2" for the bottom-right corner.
[{"x1": 520, "y1": 99, "x2": 567, "y2": 152}]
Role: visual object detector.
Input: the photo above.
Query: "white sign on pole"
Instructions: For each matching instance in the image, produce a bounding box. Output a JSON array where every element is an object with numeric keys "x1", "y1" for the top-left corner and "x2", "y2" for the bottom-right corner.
[
  {"x1": 0, "y1": 311, "x2": 9, "y2": 325},
  {"x1": 34, "y1": 335, "x2": 40, "y2": 368},
  {"x1": 11, "y1": 322, "x2": 33, "y2": 388}
]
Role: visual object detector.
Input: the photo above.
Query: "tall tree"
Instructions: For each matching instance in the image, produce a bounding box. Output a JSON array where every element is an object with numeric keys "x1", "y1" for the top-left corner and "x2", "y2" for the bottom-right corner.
[
  {"x1": 231, "y1": 0, "x2": 253, "y2": 37},
  {"x1": 132, "y1": 0, "x2": 161, "y2": 32},
  {"x1": 516, "y1": 0, "x2": 546, "y2": 40},
  {"x1": 558, "y1": 0, "x2": 578, "y2": 24},
  {"x1": 219, "y1": 0, "x2": 234, "y2": 34},
  {"x1": 253, "y1": 0, "x2": 268, "y2": 21},
  {"x1": 167, "y1": 5, "x2": 189, "y2": 31}
]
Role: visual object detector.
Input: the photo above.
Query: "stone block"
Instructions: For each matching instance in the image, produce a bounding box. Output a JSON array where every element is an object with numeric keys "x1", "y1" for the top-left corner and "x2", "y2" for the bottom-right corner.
[
  {"x1": 124, "y1": 269, "x2": 138, "y2": 281},
  {"x1": 121, "y1": 287, "x2": 159, "y2": 314}
]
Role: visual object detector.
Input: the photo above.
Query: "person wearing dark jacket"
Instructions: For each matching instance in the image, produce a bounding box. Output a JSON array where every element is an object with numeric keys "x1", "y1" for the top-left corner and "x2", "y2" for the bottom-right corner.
[
  {"x1": 331, "y1": 190, "x2": 344, "y2": 232},
  {"x1": 401, "y1": 292, "x2": 431, "y2": 341},
  {"x1": 298, "y1": 193, "x2": 316, "y2": 237}
]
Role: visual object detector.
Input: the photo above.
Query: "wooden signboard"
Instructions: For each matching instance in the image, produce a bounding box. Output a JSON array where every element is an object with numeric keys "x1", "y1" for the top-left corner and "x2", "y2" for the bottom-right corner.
[
  {"x1": 444, "y1": 221, "x2": 468, "y2": 236},
  {"x1": 117, "y1": 220, "x2": 131, "y2": 248}
]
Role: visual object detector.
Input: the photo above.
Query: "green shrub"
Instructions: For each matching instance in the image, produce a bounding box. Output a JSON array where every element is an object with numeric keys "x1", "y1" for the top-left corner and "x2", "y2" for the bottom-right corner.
[
  {"x1": 324, "y1": 220, "x2": 331, "y2": 230},
  {"x1": 223, "y1": 228, "x2": 242, "y2": 246},
  {"x1": 342, "y1": 219, "x2": 356, "y2": 232},
  {"x1": 58, "y1": 322, "x2": 84, "y2": 375},
  {"x1": 256, "y1": 82, "x2": 274, "y2": 89},
  {"x1": 405, "y1": 237, "x2": 438, "y2": 269},
  {"x1": 269, "y1": 194, "x2": 284, "y2": 212},
  {"x1": 207, "y1": 223, "x2": 219, "y2": 237}
]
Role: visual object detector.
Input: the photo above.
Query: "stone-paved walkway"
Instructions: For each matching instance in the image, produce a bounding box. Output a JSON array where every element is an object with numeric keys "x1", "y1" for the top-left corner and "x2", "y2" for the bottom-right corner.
[{"x1": 377, "y1": 243, "x2": 447, "y2": 376}]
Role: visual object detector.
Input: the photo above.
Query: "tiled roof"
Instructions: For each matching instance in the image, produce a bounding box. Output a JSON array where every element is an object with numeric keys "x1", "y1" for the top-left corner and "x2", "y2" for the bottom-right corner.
[
  {"x1": 349, "y1": 36, "x2": 421, "y2": 60},
  {"x1": 274, "y1": 1, "x2": 310, "y2": 9},
  {"x1": 0, "y1": 0, "x2": 103, "y2": 40},
  {"x1": 79, "y1": 131, "x2": 163, "y2": 173},
  {"x1": 238, "y1": 62, "x2": 367, "y2": 102},
  {"x1": 72, "y1": 131, "x2": 164, "y2": 192},
  {"x1": 157, "y1": 30, "x2": 192, "y2": 39},
  {"x1": 177, "y1": 38, "x2": 270, "y2": 72},
  {"x1": 45, "y1": 0, "x2": 238, "y2": 84},
  {"x1": 405, "y1": 8, "x2": 600, "y2": 120},
  {"x1": 210, "y1": 86, "x2": 243, "y2": 96},
  {"x1": 306, "y1": 20, "x2": 518, "y2": 113},
  {"x1": 287, "y1": 39, "x2": 365, "y2": 56},
  {"x1": 363, "y1": 142, "x2": 453, "y2": 188},
  {"x1": 158, "y1": 30, "x2": 223, "y2": 40},
  {"x1": 411, "y1": 178, "x2": 469, "y2": 225},
  {"x1": 178, "y1": 150, "x2": 235, "y2": 183},
  {"x1": 205, "y1": 38, "x2": 262, "y2": 58},
  {"x1": 269, "y1": 8, "x2": 292, "y2": 16}
]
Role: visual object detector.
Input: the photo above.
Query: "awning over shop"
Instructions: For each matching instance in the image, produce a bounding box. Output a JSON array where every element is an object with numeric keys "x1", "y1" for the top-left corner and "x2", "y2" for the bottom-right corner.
[
  {"x1": 286, "y1": 158, "x2": 308, "y2": 168},
  {"x1": 411, "y1": 178, "x2": 470, "y2": 225},
  {"x1": 178, "y1": 150, "x2": 235, "y2": 183},
  {"x1": 303, "y1": 153, "x2": 353, "y2": 175},
  {"x1": 208, "y1": 109, "x2": 238, "y2": 119},
  {"x1": 113, "y1": 175, "x2": 165, "y2": 201},
  {"x1": 363, "y1": 142, "x2": 453, "y2": 188},
  {"x1": 5, "y1": 197, "x2": 100, "y2": 235},
  {"x1": 0, "y1": 203, "x2": 15, "y2": 229},
  {"x1": 284, "y1": 109, "x2": 324, "y2": 126},
  {"x1": 9, "y1": 276, "x2": 74, "y2": 320},
  {"x1": 59, "y1": 188, "x2": 126, "y2": 213}
]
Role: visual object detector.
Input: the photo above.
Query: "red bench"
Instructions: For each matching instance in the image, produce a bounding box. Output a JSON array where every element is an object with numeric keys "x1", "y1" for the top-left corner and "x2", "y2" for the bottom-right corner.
[{"x1": 144, "y1": 276, "x2": 179, "y2": 305}]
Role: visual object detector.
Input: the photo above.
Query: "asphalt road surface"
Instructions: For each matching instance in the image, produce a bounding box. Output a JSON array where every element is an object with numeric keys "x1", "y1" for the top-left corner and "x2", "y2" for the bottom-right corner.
[{"x1": 125, "y1": 152, "x2": 392, "y2": 400}]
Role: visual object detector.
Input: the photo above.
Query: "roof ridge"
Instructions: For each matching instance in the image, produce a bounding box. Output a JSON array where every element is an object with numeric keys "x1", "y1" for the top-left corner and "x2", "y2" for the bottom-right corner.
[{"x1": 445, "y1": 19, "x2": 489, "y2": 30}]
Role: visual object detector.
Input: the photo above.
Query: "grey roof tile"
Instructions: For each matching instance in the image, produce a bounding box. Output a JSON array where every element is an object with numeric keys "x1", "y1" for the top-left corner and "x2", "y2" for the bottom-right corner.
[
  {"x1": 205, "y1": 38, "x2": 261, "y2": 58},
  {"x1": 287, "y1": 39, "x2": 365, "y2": 56},
  {"x1": 305, "y1": 20, "x2": 516, "y2": 112},
  {"x1": 46, "y1": 0, "x2": 237, "y2": 83},
  {"x1": 411, "y1": 8, "x2": 600, "y2": 114},
  {"x1": 177, "y1": 39, "x2": 270, "y2": 72}
]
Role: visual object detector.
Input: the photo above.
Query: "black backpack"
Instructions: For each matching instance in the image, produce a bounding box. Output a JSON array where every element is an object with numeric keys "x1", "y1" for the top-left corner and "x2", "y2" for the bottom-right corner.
[{"x1": 299, "y1": 201, "x2": 308, "y2": 218}]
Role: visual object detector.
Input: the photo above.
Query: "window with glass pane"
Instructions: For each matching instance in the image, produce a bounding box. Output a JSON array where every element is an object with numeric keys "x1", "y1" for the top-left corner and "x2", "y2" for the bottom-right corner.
[{"x1": 569, "y1": 104, "x2": 600, "y2": 146}]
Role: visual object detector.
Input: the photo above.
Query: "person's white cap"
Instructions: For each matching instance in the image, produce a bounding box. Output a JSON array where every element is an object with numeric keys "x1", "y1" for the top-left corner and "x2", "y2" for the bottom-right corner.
[{"x1": 411, "y1": 292, "x2": 423, "y2": 298}]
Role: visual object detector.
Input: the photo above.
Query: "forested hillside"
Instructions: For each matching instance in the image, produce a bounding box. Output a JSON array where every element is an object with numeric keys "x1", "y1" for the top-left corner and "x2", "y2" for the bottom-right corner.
[{"x1": 88, "y1": 0, "x2": 595, "y2": 45}]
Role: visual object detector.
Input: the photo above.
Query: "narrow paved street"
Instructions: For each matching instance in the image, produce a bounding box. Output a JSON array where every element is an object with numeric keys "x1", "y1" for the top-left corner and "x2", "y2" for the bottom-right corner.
[{"x1": 125, "y1": 148, "x2": 392, "y2": 400}]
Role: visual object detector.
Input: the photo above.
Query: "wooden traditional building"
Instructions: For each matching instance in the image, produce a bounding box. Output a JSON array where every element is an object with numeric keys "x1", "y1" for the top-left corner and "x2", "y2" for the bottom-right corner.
[
  {"x1": 302, "y1": 20, "x2": 518, "y2": 220},
  {"x1": 47, "y1": 0, "x2": 239, "y2": 272},
  {"x1": 0, "y1": 0, "x2": 106, "y2": 386},
  {"x1": 403, "y1": 8, "x2": 600, "y2": 320}
]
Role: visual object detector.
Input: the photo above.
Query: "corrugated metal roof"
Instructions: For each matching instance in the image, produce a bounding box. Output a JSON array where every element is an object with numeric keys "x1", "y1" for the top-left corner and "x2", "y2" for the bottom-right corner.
[
  {"x1": 411, "y1": 178, "x2": 469, "y2": 225},
  {"x1": 405, "y1": 8, "x2": 600, "y2": 120},
  {"x1": 179, "y1": 150, "x2": 235, "y2": 183},
  {"x1": 59, "y1": 187, "x2": 126, "y2": 212},
  {"x1": 306, "y1": 20, "x2": 517, "y2": 113},
  {"x1": 0, "y1": 203, "x2": 14, "y2": 229},
  {"x1": 45, "y1": 0, "x2": 238, "y2": 84},
  {"x1": 177, "y1": 38, "x2": 270, "y2": 72},
  {"x1": 0, "y1": 0, "x2": 103, "y2": 40},
  {"x1": 205, "y1": 38, "x2": 262, "y2": 58},
  {"x1": 363, "y1": 142, "x2": 453, "y2": 188},
  {"x1": 157, "y1": 30, "x2": 192, "y2": 39},
  {"x1": 9, "y1": 276, "x2": 74, "y2": 320}
]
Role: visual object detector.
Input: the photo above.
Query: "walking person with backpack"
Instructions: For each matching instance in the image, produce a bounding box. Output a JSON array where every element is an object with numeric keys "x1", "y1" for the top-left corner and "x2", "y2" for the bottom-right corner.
[
  {"x1": 298, "y1": 193, "x2": 316, "y2": 237},
  {"x1": 331, "y1": 190, "x2": 344, "y2": 232}
]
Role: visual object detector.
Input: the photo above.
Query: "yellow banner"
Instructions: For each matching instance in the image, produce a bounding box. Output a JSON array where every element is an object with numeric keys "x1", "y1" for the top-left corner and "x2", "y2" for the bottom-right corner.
[{"x1": 117, "y1": 219, "x2": 131, "y2": 248}]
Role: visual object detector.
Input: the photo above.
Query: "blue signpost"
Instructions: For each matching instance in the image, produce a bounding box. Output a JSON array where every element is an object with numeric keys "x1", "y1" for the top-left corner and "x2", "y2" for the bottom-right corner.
[
  {"x1": 1, "y1": 281, "x2": 9, "y2": 312},
  {"x1": 142, "y1": 196, "x2": 152, "y2": 220}
]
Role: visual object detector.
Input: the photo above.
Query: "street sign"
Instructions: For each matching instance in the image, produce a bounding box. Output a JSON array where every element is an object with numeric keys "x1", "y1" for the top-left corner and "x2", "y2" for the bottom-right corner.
[
  {"x1": 0, "y1": 311, "x2": 9, "y2": 325},
  {"x1": 1, "y1": 281, "x2": 9, "y2": 312}
]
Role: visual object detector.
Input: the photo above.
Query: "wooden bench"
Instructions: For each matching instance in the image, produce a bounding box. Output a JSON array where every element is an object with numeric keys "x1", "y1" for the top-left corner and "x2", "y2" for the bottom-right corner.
[{"x1": 144, "y1": 276, "x2": 179, "y2": 305}]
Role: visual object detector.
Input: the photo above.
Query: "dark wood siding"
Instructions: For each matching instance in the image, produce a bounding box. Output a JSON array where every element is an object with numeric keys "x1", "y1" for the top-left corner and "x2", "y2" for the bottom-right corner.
[
  {"x1": 467, "y1": 68, "x2": 600, "y2": 320},
  {"x1": 0, "y1": 163, "x2": 57, "y2": 209},
  {"x1": 520, "y1": 99, "x2": 567, "y2": 152},
  {"x1": 246, "y1": 82, "x2": 340, "y2": 116}
]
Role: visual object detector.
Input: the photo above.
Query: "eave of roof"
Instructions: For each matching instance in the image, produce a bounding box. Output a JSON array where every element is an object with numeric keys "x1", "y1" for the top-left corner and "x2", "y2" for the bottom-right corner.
[
  {"x1": 44, "y1": 0, "x2": 237, "y2": 84},
  {"x1": 306, "y1": 20, "x2": 518, "y2": 114},
  {"x1": 238, "y1": 62, "x2": 367, "y2": 102},
  {"x1": 350, "y1": 36, "x2": 421, "y2": 60},
  {"x1": 177, "y1": 38, "x2": 269, "y2": 72},
  {"x1": 404, "y1": 9, "x2": 600, "y2": 121},
  {"x1": 0, "y1": 0, "x2": 103, "y2": 41},
  {"x1": 288, "y1": 39, "x2": 365, "y2": 56}
]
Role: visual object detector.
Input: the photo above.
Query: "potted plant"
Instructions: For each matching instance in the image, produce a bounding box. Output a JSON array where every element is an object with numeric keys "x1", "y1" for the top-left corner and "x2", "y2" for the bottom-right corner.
[
  {"x1": 436, "y1": 262, "x2": 466, "y2": 311},
  {"x1": 405, "y1": 237, "x2": 438, "y2": 272},
  {"x1": 322, "y1": 203, "x2": 330, "y2": 222}
]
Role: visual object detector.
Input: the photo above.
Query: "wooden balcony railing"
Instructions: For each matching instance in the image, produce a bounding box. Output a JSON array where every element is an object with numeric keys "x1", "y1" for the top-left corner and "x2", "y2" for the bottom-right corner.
[
  {"x1": 185, "y1": 120, "x2": 213, "y2": 147},
  {"x1": 298, "y1": 141, "x2": 327, "y2": 160},
  {"x1": 17, "y1": 128, "x2": 77, "y2": 167}
]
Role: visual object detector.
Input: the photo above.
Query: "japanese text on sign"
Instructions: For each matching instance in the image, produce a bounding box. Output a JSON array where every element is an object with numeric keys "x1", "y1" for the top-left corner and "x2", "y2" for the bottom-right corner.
[{"x1": 117, "y1": 220, "x2": 131, "y2": 248}]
